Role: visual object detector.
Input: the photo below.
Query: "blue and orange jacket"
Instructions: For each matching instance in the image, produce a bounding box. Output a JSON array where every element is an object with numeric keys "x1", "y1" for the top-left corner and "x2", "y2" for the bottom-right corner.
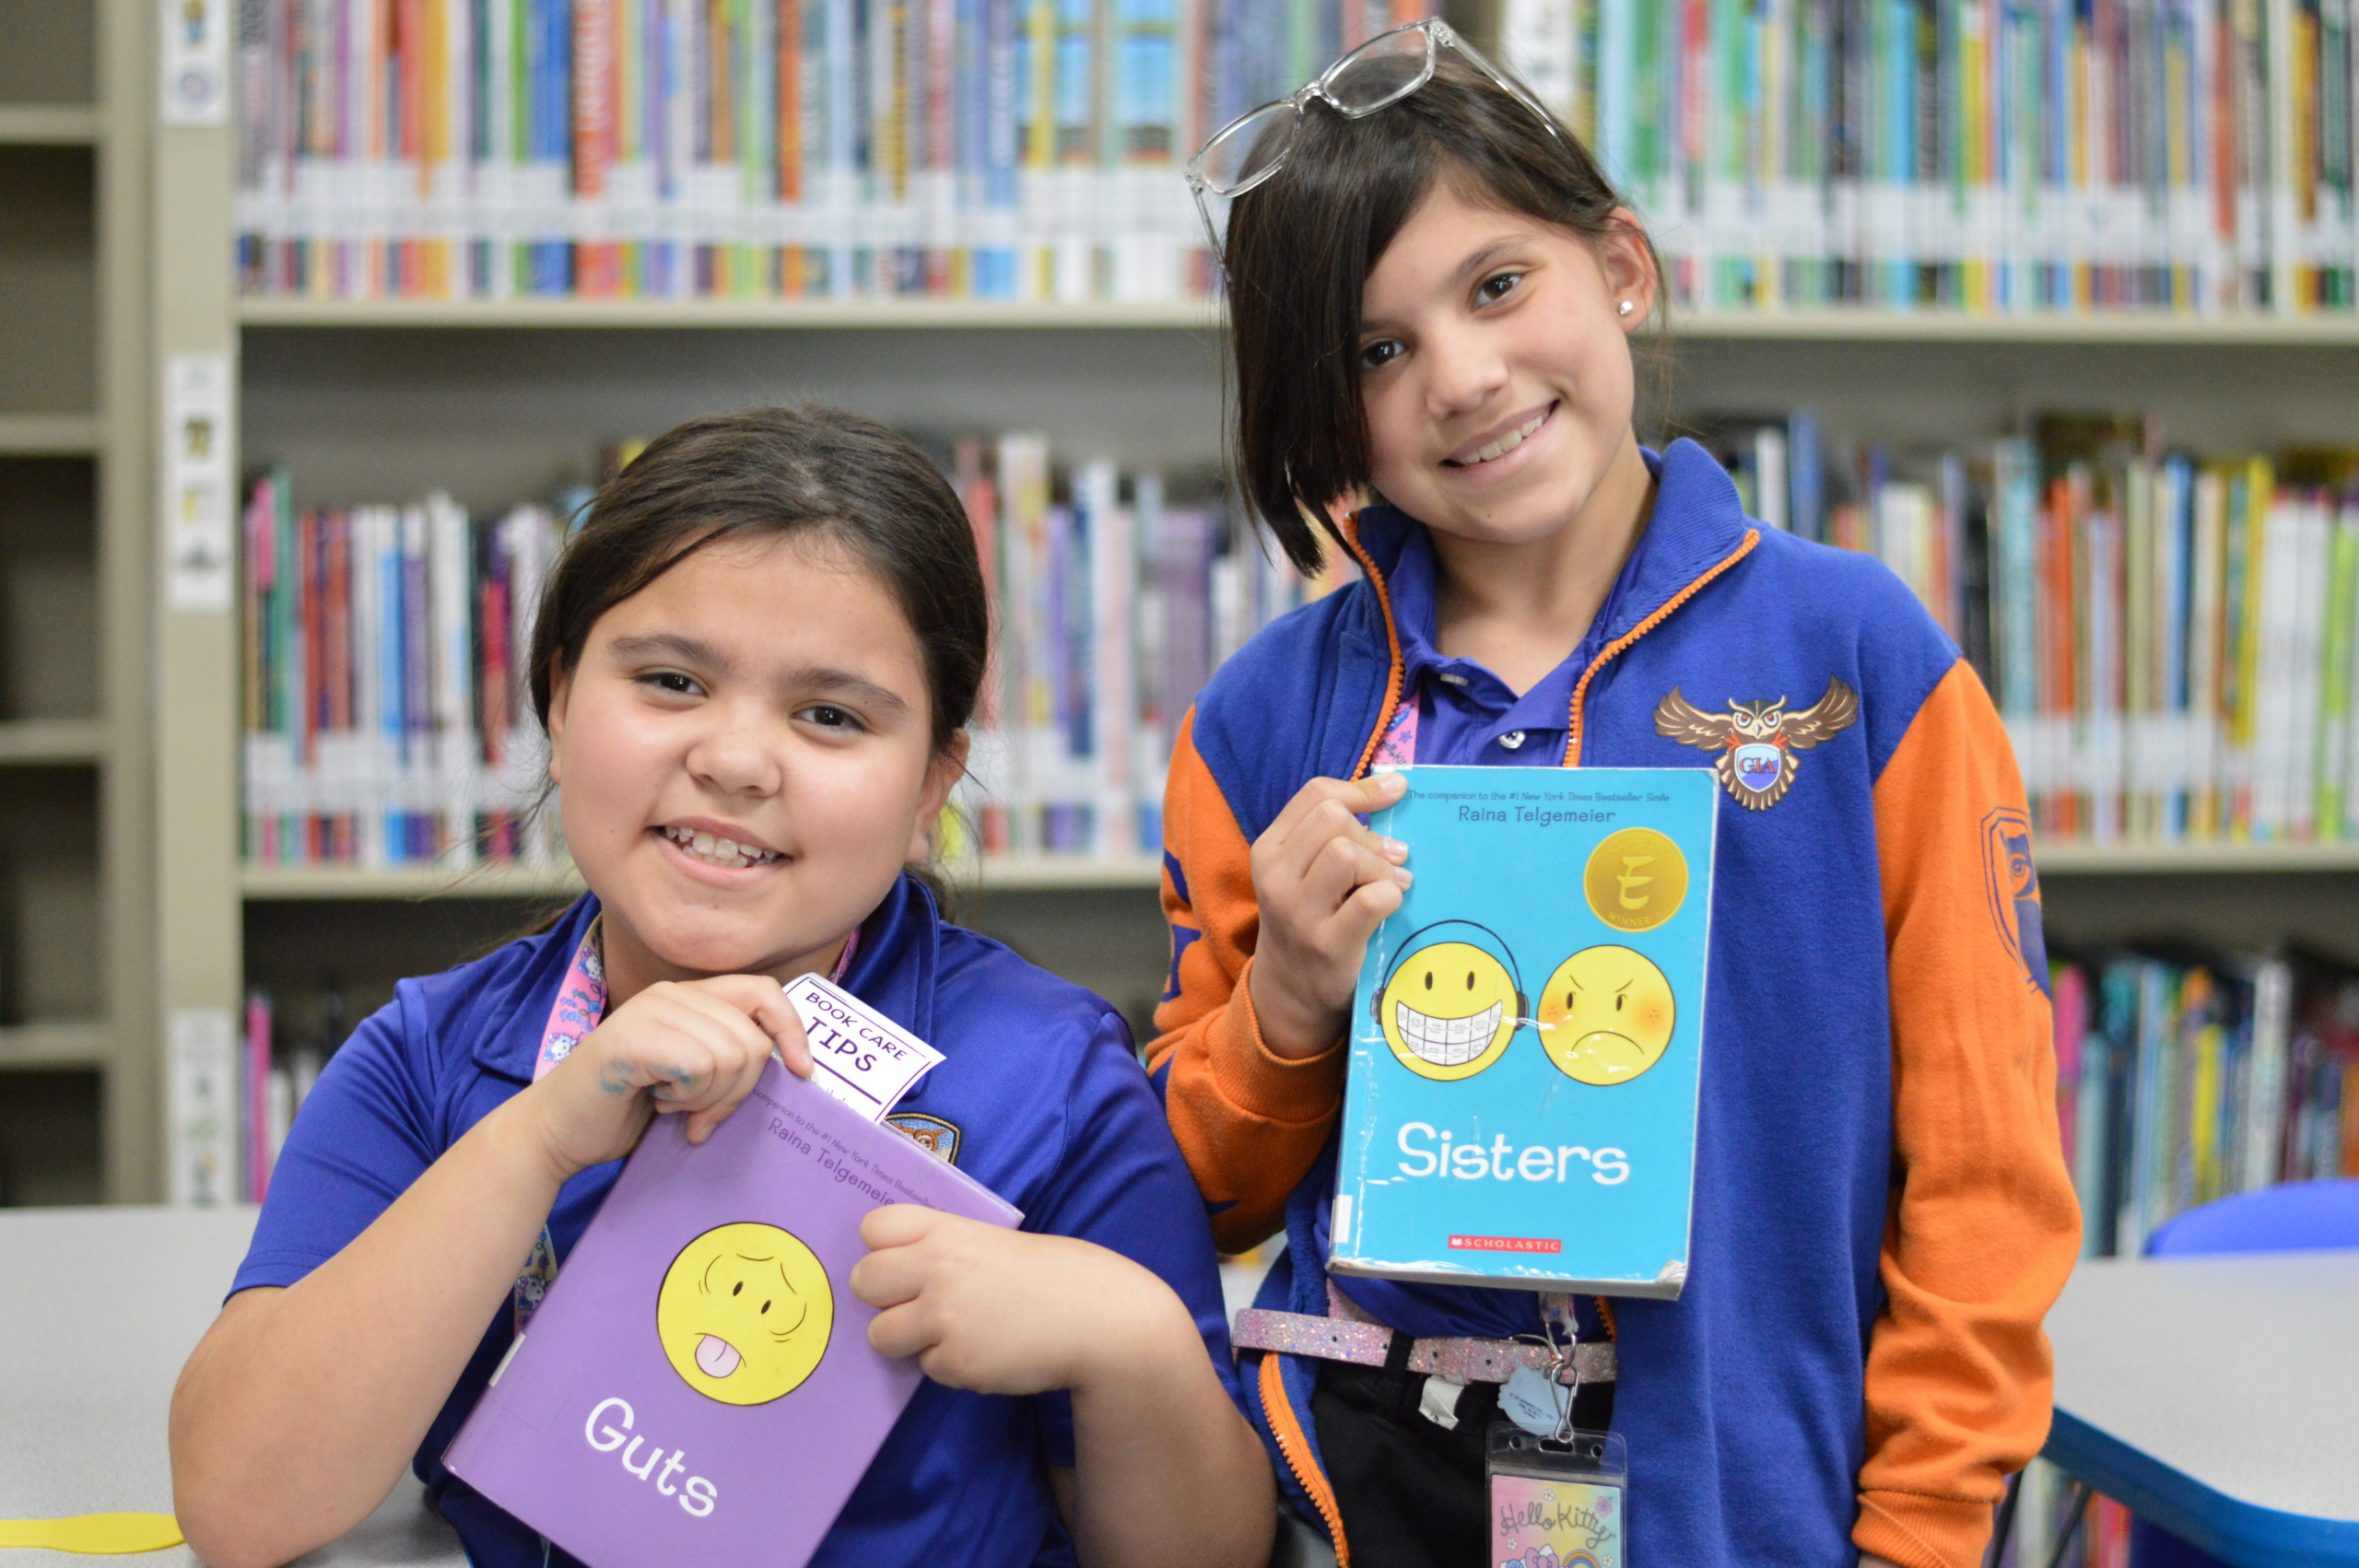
[{"x1": 1146, "y1": 441, "x2": 2082, "y2": 1568}]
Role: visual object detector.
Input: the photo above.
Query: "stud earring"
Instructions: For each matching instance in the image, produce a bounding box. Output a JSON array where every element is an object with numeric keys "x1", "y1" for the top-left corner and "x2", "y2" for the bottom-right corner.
[{"x1": 1616, "y1": 299, "x2": 1634, "y2": 317}]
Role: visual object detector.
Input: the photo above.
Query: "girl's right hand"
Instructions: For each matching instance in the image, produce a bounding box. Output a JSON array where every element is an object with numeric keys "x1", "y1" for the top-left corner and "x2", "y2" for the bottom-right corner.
[
  {"x1": 521, "y1": 977, "x2": 814, "y2": 1181},
  {"x1": 1245, "y1": 771, "x2": 1413, "y2": 1060}
]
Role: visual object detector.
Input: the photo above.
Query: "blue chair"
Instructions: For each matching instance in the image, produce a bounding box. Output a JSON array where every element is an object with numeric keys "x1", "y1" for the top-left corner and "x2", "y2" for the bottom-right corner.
[
  {"x1": 2125, "y1": 1179, "x2": 2359, "y2": 1568},
  {"x1": 2143, "y1": 1178, "x2": 2359, "y2": 1259}
]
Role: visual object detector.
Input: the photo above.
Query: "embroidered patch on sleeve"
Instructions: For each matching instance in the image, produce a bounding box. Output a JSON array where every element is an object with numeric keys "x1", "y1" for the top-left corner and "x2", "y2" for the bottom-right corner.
[
  {"x1": 1654, "y1": 677, "x2": 1860, "y2": 809},
  {"x1": 1980, "y1": 808, "x2": 2051, "y2": 997}
]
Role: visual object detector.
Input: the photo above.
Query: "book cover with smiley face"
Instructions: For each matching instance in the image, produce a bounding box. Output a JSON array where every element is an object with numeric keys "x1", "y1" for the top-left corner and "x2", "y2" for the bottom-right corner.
[
  {"x1": 445, "y1": 1060, "x2": 1020, "y2": 1568},
  {"x1": 1332, "y1": 766, "x2": 1718, "y2": 1297}
]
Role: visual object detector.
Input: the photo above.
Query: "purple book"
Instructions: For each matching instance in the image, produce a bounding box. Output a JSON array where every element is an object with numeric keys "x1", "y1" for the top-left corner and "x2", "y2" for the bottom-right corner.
[{"x1": 445, "y1": 1060, "x2": 1021, "y2": 1568}]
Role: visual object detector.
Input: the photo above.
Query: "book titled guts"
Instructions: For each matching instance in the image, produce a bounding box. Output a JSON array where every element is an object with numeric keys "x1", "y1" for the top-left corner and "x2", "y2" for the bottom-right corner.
[{"x1": 444, "y1": 1059, "x2": 1019, "y2": 1568}]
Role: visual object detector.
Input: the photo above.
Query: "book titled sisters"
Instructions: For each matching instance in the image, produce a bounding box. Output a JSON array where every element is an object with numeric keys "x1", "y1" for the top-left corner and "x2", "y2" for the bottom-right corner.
[
  {"x1": 444, "y1": 1056, "x2": 1019, "y2": 1568},
  {"x1": 1332, "y1": 766, "x2": 1719, "y2": 1298}
]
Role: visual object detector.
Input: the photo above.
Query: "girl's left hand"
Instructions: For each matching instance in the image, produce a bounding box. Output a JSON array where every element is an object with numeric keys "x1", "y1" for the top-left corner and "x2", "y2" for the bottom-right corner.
[{"x1": 848, "y1": 1207, "x2": 1191, "y2": 1396}]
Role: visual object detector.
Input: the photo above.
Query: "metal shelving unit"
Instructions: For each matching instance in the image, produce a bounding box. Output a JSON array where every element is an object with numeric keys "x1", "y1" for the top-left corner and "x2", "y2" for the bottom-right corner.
[{"x1": 0, "y1": 0, "x2": 156, "y2": 1205}]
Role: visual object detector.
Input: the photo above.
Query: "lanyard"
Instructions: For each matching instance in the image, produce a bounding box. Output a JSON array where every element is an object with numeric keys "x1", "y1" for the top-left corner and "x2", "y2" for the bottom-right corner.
[{"x1": 529, "y1": 919, "x2": 862, "y2": 1082}]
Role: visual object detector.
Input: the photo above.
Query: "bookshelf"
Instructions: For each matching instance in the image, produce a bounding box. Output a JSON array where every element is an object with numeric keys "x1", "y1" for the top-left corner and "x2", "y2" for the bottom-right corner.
[
  {"x1": 0, "y1": 0, "x2": 157, "y2": 1209},
  {"x1": 71, "y1": 0, "x2": 2350, "y2": 1214}
]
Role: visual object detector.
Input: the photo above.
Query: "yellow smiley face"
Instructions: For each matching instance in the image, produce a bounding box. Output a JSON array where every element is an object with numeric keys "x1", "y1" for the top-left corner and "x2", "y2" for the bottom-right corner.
[
  {"x1": 1377, "y1": 936, "x2": 1520, "y2": 1081},
  {"x1": 1536, "y1": 945, "x2": 1677, "y2": 1086},
  {"x1": 654, "y1": 1223, "x2": 834, "y2": 1405}
]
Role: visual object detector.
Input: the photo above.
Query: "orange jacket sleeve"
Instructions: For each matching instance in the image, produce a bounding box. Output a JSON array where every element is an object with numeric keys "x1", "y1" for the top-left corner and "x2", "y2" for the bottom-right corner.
[
  {"x1": 1855, "y1": 661, "x2": 2083, "y2": 1568},
  {"x1": 1144, "y1": 708, "x2": 1344, "y2": 1254}
]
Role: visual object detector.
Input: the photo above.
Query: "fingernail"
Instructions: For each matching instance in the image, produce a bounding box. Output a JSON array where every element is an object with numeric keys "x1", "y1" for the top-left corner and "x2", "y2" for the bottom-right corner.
[
  {"x1": 1379, "y1": 770, "x2": 1407, "y2": 790},
  {"x1": 1393, "y1": 867, "x2": 1413, "y2": 887},
  {"x1": 1382, "y1": 837, "x2": 1409, "y2": 860}
]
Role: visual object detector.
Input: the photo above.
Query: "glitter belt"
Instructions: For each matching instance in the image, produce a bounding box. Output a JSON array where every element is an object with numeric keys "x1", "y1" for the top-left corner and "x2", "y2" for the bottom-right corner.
[{"x1": 1231, "y1": 1286, "x2": 1617, "y2": 1387}]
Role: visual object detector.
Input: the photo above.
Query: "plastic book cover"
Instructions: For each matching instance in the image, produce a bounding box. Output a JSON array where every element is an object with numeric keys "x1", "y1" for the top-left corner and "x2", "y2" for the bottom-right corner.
[
  {"x1": 444, "y1": 1060, "x2": 1021, "y2": 1568},
  {"x1": 1331, "y1": 766, "x2": 1719, "y2": 1298}
]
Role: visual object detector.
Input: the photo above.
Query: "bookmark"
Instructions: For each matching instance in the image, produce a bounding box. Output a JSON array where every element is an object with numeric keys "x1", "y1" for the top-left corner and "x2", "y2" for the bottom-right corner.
[{"x1": 781, "y1": 974, "x2": 944, "y2": 1122}]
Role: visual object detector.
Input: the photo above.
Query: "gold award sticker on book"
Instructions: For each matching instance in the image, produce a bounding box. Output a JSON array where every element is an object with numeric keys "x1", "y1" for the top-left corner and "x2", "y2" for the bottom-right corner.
[{"x1": 1583, "y1": 827, "x2": 1689, "y2": 933}]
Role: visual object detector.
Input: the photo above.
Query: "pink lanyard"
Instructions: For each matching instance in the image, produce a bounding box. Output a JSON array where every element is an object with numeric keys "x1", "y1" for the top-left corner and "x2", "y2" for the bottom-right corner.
[
  {"x1": 530, "y1": 918, "x2": 861, "y2": 1082},
  {"x1": 1373, "y1": 674, "x2": 1423, "y2": 769}
]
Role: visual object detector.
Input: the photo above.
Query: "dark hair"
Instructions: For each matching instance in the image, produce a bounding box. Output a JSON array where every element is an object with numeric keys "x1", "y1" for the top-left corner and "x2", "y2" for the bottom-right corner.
[
  {"x1": 1223, "y1": 53, "x2": 1665, "y2": 572},
  {"x1": 529, "y1": 404, "x2": 988, "y2": 756}
]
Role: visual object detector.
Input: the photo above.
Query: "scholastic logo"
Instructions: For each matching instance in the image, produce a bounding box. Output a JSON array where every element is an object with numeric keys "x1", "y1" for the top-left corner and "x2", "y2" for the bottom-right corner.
[{"x1": 1449, "y1": 1234, "x2": 1562, "y2": 1255}]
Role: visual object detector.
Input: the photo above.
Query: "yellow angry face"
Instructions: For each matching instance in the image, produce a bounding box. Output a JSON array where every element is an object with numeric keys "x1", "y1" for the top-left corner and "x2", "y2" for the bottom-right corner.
[
  {"x1": 655, "y1": 1223, "x2": 834, "y2": 1405},
  {"x1": 1536, "y1": 946, "x2": 1677, "y2": 1086},
  {"x1": 1379, "y1": 940, "x2": 1519, "y2": 1081}
]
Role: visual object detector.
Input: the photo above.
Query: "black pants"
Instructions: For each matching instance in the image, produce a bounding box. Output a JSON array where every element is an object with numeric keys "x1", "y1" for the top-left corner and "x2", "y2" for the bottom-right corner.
[{"x1": 1310, "y1": 1355, "x2": 1614, "y2": 1568}]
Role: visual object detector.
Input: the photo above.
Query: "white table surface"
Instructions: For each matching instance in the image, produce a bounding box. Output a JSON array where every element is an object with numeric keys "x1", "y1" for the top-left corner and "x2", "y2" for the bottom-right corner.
[
  {"x1": 0, "y1": 1205, "x2": 466, "y2": 1568},
  {"x1": 2045, "y1": 1249, "x2": 2359, "y2": 1556}
]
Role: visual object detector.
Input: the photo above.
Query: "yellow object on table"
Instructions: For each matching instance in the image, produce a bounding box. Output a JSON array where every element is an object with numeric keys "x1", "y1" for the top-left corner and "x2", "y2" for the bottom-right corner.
[{"x1": 0, "y1": 1515, "x2": 184, "y2": 1554}]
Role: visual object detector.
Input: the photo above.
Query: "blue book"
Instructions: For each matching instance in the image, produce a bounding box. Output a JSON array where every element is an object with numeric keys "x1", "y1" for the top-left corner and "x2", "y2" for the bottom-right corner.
[{"x1": 1331, "y1": 766, "x2": 1719, "y2": 1298}]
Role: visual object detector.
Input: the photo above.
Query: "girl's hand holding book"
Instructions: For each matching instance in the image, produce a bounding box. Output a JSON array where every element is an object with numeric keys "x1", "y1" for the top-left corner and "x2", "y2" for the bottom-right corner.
[
  {"x1": 850, "y1": 1206, "x2": 1199, "y2": 1398},
  {"x1": 524, "y1": 976, "x2": 815, "y2": 1181},
  {"x1": 1244, "y1": 771, "x2": 1413, "y2": 1060}
]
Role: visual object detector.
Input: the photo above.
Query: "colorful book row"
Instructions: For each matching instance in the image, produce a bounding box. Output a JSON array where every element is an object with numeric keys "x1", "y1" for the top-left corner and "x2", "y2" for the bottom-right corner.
[
  {"x1": 1706, "y1": 413, "x2": 2359, "y2": 847},
  {"x1": 2053, "y1": 948, "x2": 2353, "y2": 1260},
  {"x1": 232, "y1": 0, "x2": 1428, "y2": 303},
  {"x1": 1496, "y1": 0, "x2": 2359, "y2": 314},
  {"x1": 240, "y1": 474, "x2": 570, "y2": 869},
  {"x1": 238, "y1": 439, "x2": 1312, "y2": 869}
]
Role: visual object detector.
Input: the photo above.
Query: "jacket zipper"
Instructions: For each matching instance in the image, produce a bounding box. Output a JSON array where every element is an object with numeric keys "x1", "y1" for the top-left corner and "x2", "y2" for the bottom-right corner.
[
  {"x1": 1259, "y1": 1352, "x2": 1351, "y2": 1565},
  {"x1": 1561, "y1": 530, "x2": 1761, "y2": 766},
  {"x1": 1344, "y1": 519, "x2": 1763, "y2": 777}
]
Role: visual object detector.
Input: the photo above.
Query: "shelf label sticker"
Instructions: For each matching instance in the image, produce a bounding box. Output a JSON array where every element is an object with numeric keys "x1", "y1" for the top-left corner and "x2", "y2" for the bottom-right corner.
[
  {"x1": 168, "y1": 1007, "x2": 237, "y2": 1206},
  {"x1": 164, "y1": 353, "x2": 234, "y2": 614},
  {"x1": 159, "y1": 0, "x2": 230, "y2": 125}
]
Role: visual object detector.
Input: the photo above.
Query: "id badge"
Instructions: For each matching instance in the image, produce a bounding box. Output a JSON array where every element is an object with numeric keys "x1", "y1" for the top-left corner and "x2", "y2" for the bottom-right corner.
[{"x1": 1487, "y1": 1424, "x2": 1627, "y2": 1568}]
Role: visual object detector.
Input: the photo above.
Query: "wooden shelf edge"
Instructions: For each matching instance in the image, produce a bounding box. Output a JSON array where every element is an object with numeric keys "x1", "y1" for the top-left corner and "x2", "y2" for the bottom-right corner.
[
  {"x1": 0, "y1": 720, "x2": 107, "y2": 765},
  {"x1": 0, "y1": 106, "x2": 102, "y2": 145},
  {"x1": 232, "y1": 295, "x2": 2359, "y2": 343},
  {"x1": 242, "y1": 864, "x2": 584, "y2": 899},
  {"x1": 238, "y1": 297, "x2": 1225, "y2": 330},
  {"x1": 241, "y1": 855, "x2": 1167, "y2": 898},
  {"x1": 2037, "y1": 840, "x2": 2359, "y2": 873},
  {"x1": 0, "y1": 1022, "x2": 110, "y2": 1070},
  {"x1": 0, "y1": 415, "x2": 101, "y2": 456},
  {"x1": 941, "y1": 855, "x2": 1166, "y2": 891},
  {"x1": 1673, "y1": 309, "x2": 2359, "y2": 344},
  {"x1": 241, "y1": 847, "x2": 2357, "y2": 893}
]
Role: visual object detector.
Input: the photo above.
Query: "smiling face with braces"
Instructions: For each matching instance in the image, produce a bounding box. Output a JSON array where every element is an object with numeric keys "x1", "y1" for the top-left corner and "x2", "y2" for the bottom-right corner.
[{"x1": 1379, "y1": 938, "x2": 1520, "y2": 1081}]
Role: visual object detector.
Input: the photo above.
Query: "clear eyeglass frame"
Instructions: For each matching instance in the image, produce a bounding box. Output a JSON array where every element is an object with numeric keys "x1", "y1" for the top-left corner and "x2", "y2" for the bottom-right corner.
[{"x1": 1181, "y1": 18, "x2": 1563, "y2": 255}]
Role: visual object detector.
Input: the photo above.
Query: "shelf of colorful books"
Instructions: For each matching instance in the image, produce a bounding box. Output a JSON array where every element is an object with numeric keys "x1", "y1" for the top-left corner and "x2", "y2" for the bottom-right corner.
[
  {"x1": 0, "y1": 720, "x2": 106, "y2": 766},
  {"x1": 0, "y1": 106, "x2": 100, "y2": 146},
  {"x1": 0, "y1": 1021, "x2": 109, "y2": 1071},
  {"x1": 237, "y1": 297, "x2": 1224, "y2": 331},
  {"x1": 0, "y1": 415, "x2": 100, "y2": 456},
  {"x1": 2036, "y1": 840, "x2": 2359, "y2": 875}
]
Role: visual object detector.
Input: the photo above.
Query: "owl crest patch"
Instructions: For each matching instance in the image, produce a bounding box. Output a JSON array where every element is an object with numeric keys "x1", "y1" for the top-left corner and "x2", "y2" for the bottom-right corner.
[
  {"x1": 1654, "y1": 677, "x2": 1860, "y2": 809},
  {"x1": 886, "y1": 1112, "x2": 961, "y2": 1164}
]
